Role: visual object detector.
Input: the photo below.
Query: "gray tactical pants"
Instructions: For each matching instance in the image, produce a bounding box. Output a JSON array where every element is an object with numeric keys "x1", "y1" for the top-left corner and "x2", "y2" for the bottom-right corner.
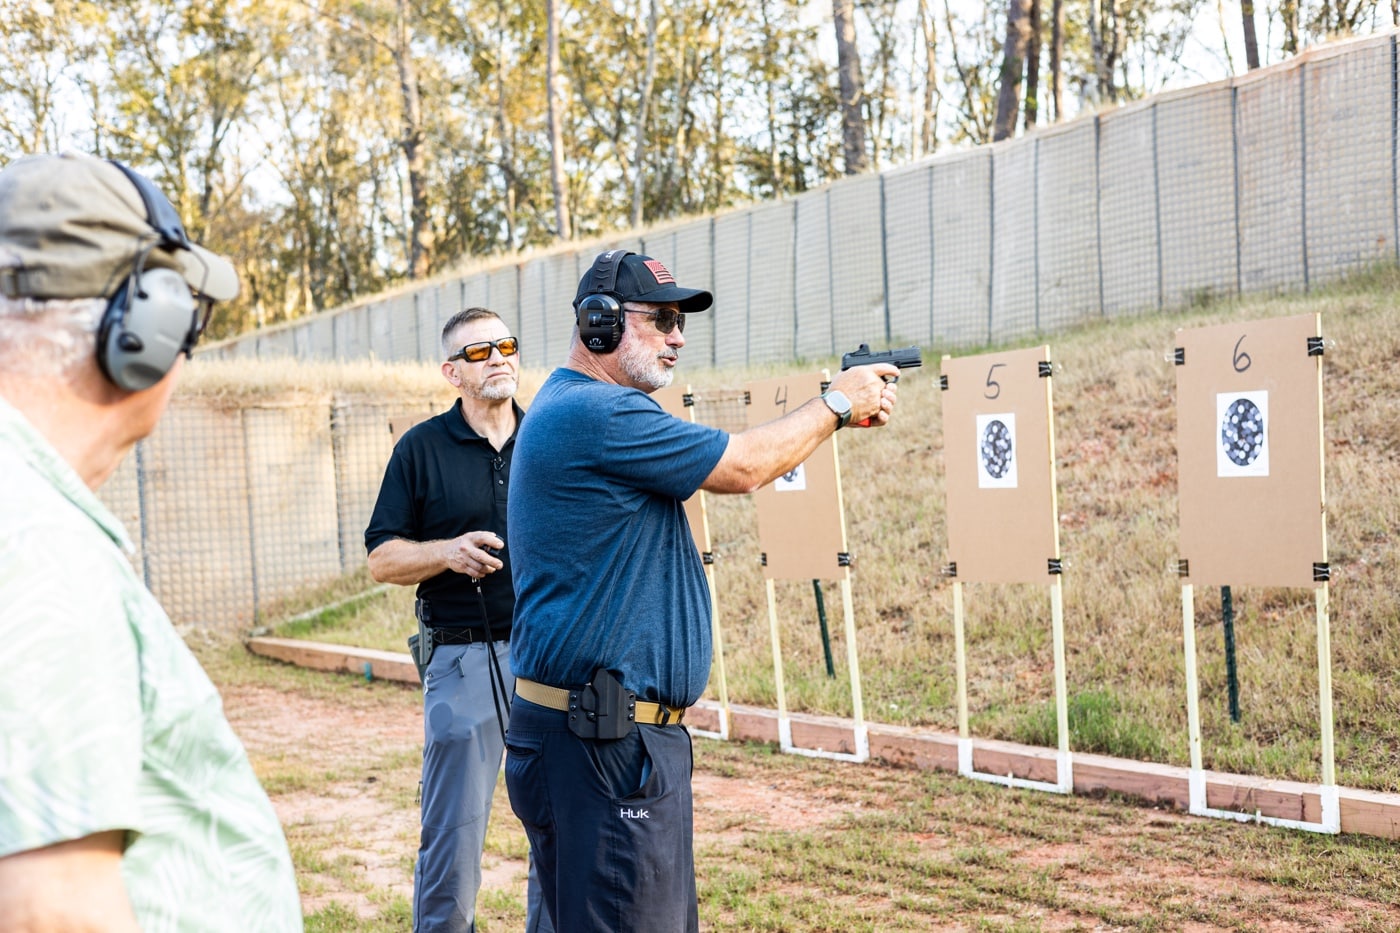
[{"x1": 415, "y1": 640, "x2": 552, "y2": 933}]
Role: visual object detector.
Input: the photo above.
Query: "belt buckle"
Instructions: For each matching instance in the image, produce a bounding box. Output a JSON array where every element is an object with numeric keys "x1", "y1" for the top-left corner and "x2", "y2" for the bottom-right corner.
[{"x1": 433, "y1": 628, "x2": 474, "y2": 646}]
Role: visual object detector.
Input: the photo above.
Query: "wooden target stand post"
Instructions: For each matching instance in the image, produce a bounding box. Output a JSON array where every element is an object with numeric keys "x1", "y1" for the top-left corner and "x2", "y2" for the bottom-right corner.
[
  {"x1": 746, "y1": 372, "x2": 868, "y2": 762},
  {"x1": 940, "y1": 347, "x2": 1072, "y2": 794},
  {"x1": 1175, "y1": 313, "x2": 1337, "y2": 833},
  {"x1": 654, "y1": 384, "x2": 731, "y2": 740}
]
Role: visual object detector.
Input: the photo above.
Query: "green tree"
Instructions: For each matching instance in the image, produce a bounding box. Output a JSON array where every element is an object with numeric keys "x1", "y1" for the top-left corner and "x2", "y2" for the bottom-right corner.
[{"x1": 0, "y1": 0, "x2": 106, "y2": 156}]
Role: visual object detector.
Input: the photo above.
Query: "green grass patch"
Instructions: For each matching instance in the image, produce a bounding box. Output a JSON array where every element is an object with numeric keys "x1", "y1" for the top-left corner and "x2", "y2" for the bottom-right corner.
[
  {"x1": 1009, "y1": 690, "x2": 1169, "y2": 762},
  {"x1": 266, "y1": 583, "x2": 416, "y2": 653}
]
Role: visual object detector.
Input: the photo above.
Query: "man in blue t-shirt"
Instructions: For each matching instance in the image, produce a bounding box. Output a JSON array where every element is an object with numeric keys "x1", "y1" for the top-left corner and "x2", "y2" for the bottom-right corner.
[{"x1": 506, "y1": 249, "x2": 901, "y2": 932}]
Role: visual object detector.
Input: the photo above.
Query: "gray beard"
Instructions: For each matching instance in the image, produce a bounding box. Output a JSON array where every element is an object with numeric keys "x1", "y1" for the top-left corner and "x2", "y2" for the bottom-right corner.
[
  {"x1": 618, "y1": 341, "x2": 673, "y2": 390},
  {"x1": 474, "y1": 377, "x2": 517, "y2": 400}
]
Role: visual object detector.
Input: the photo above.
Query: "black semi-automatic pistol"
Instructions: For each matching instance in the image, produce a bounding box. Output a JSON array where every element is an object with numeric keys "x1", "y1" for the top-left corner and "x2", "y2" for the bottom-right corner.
[{"x1": 841, "y1": 343, "x2": 923, "y2": 381}]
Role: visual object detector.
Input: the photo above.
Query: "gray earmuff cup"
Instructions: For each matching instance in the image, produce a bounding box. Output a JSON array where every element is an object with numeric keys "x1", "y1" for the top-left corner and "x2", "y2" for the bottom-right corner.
[{"x1": 102, "y1": 267, "x2": 196, "y2": 391}]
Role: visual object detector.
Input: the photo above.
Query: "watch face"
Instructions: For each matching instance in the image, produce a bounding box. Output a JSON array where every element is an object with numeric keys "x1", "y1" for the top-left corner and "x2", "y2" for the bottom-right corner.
[{"x1": 823, "y1": 390, "x2": 852, "y2": 428}]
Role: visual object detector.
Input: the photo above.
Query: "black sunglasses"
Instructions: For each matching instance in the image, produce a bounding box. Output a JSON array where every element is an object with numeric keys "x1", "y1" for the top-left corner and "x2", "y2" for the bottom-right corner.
[
  {"x1": 448, "y1": 336, "x2": 520, "y2": 362},
  {"x1": 624, "y1": 307, "x2": 685, "y2": 335}
]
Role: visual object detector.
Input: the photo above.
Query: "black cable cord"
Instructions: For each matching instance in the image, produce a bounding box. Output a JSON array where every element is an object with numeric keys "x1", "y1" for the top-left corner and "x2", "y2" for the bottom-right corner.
[{"x1": 472, "y1": 576, "x2": 511, "y2": 745}]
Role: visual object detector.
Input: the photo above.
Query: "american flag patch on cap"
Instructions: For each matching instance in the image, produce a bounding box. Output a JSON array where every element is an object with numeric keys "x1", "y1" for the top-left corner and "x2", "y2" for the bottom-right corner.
[{"x1": 642, "y1": 259, "x2": 675, "y2": 285}]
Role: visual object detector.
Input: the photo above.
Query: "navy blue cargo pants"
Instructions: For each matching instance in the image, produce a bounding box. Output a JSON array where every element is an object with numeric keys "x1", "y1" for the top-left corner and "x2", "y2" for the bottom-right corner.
[{"x1": 504, "y1": 696, "x2": 698, "y2": 933}]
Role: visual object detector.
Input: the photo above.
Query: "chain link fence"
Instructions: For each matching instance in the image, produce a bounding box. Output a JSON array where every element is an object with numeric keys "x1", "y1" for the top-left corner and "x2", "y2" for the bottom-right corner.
[{"x1": 99, "y1": 389, "x2": 752, "y2": 628}]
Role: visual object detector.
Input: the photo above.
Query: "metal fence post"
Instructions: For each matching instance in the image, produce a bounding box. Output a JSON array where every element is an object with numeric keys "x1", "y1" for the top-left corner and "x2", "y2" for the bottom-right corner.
[
  {"x1": 1232, "y1": 84, "x2": 1243, "y2": 298},
  {"x1": 331, "y1": 402, "x2": 348, "y2": 575},
  {"x1": 879, "y1": 173, "x2": 892, "y2": 345},
  {"x1": 1093, "y1": 114, "x2": 1106, "y2": 318},
  {"x1": 1392, "y1": 35, "x2": 1399, "y2": 261},
  {"x1": 987, "y1": 151, "x2": 996, "y2": 346},
  {"x1": 134, "y1": 440, "x2": 152, "y2": 591},
  {"x1": 792, "y1": 195, "x2": 802, "y2": 356},
  {"x1": 1152, "y1": 102, "x2": 1164, "y2": 312},
  {"x1": 1034, "y1": 137, "x2": 1042, "y2": 334},
  {"x1": 745, "y1": 210, "x2": 754, "y2": 367},
  {"x1": 826, "y1": 188, "x2": 837, "y2": 357},
  {"x1": 927, "y1": 161, "x2": 938, "y2": 341},
  {"x1": 239, "y1": 409, "x2": 262, "y2": 624},
  {"x1": 708, "y1": 216, "x2": 718, "y2": 368},
  {"x1": 1300, "y1": 62, "x2": 1310, "y2": 292}
]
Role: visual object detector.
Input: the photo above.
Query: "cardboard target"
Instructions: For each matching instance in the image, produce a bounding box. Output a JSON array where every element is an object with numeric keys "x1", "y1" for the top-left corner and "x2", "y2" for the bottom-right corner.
[
  {"x1": 940, "y1": 346, "x2": 1059, "y2": 584},
  {"x1": 389, "y1": 411, "x2": 429, "y2": 446},
  {"x1": 746, "y1": 373, "x2": 848, "y2": 581},
  {"x1": 1176, "y1": 313, "x2": 1326, "y2": 587}
]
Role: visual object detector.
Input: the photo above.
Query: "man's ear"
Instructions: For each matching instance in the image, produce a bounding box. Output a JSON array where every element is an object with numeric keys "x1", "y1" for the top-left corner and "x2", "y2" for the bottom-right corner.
[{"x1": 441, "y1": 360, "x2": 461, "y2": 386}]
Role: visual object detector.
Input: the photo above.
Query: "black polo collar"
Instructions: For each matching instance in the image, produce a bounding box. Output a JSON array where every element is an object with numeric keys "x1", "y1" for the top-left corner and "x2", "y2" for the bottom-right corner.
[{"x1": 443, "y1": 397, "x2": 526, "y2": 446}]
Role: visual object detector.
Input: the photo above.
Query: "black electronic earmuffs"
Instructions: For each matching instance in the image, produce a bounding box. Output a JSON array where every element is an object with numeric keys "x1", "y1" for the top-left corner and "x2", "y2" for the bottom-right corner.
[{"x1": 574, "y1": 249, "x2": 633, "y2": 354}]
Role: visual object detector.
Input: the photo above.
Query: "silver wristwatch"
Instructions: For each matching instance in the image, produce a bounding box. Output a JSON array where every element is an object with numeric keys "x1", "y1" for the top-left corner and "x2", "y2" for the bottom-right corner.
[{"x1": 820, "y1": 390, "x2": 853, "y2": 429}]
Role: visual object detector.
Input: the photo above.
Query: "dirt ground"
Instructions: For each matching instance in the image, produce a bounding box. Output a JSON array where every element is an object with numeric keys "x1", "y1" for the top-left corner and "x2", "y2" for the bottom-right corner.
[
  {"x1": 223, "y1": 680, "x2": 881, "y2": 920},
  {"x1": 222, "y1": 679, "x2": 1400, "y2": 931}
]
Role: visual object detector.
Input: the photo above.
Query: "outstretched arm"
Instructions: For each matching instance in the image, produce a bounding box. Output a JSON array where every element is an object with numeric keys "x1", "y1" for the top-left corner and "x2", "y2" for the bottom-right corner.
[{"x1": 701, "y1": 363, "x2": 898, "y2": 495}]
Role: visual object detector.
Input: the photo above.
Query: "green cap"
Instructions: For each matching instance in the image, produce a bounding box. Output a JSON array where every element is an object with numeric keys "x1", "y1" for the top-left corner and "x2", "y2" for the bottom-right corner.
[{"x1": 0, "y1": 152, "x2": 238, "y2": 303}]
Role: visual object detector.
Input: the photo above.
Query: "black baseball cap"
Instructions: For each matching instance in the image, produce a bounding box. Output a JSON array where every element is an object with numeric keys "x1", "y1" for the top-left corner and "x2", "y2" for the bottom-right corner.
[{"x1": 573, "y1": 250, "x2": 713, "y2": 314}]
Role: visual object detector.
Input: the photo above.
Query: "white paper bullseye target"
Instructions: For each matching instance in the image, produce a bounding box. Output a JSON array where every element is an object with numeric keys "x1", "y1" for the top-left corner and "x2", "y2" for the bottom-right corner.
[
  {"x1": 776, "y1": 463, "x2": 807, "y2": 491},
  {"x1": 1216, "y1": 391, "x2": 1269, "y2": 477},
  {"x1": 976, "y1": 413, "x2": 1018, "y2": 488}
]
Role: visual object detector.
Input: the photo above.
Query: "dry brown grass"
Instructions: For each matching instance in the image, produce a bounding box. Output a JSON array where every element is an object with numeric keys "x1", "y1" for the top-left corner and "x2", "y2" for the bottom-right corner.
[
  {"x1": 179, "y1": 356, "x2": 553, "y2": 403},
  {"x1": 265, "y1": 267, "x2": 1400, "y2": 792}
]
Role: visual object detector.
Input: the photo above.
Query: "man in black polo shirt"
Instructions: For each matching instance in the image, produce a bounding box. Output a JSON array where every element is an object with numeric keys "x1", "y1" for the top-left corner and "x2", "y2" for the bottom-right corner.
[{"x1": 365, "y1": 307, "x2": 550, "y2": 933}]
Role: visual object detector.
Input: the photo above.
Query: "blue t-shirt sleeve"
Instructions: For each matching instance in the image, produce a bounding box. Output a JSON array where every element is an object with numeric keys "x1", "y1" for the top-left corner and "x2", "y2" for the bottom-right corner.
[{"x1": 601, "y1": 390, "x2": 728, "y2": 499}]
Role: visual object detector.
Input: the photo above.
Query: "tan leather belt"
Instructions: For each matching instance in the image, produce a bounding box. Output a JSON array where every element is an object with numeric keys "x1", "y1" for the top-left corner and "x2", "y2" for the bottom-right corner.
[{"x1": 515, "y1": 677, "x2": 687, "y2": 726}]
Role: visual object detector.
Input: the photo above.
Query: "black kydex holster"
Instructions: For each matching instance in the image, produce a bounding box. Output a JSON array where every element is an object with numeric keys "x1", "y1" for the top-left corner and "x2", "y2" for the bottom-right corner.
[
  {"x1": 407, "y1": 598, "x2": 434, "y2": 682},
  {"x1": 567, "y1": 667, "x2": 636, "y2": 740}
]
